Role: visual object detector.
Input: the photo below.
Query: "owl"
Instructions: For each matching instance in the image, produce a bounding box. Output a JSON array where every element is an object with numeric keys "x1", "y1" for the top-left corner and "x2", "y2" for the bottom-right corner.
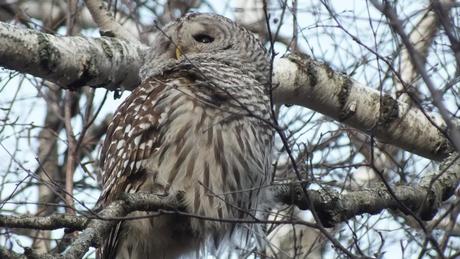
[{"x1": 98, "y1": 13, "x2": 274, "y2": 259}]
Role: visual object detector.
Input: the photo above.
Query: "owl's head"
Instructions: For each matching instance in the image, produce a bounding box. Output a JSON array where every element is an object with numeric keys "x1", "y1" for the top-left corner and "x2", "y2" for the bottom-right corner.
[{"x1": 140, "y1": 13, "x2": 270, "y2": 85}]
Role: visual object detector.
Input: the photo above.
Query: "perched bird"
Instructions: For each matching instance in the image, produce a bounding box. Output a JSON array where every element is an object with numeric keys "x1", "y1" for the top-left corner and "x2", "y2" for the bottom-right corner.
[{"x1": 98, "y1": 13, "x2": 273, "y2": 259}]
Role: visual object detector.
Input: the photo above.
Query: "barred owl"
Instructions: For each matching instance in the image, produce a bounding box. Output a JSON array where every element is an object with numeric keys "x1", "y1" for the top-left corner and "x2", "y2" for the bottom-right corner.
[{"x1": 98, "y1": 13, "x2": 273, "y2": 259}]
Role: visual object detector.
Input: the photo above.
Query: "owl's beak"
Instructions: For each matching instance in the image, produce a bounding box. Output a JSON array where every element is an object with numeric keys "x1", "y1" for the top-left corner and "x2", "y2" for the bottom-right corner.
[{"x1": 175, "y1": 47, "x2": 182, "y2": 59}]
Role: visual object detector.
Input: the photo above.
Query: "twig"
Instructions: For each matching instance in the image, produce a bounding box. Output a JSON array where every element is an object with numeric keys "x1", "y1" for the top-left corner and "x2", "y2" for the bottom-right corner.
[{"x1": 0, "y1": 214, "x2": 87, "y2": 231}]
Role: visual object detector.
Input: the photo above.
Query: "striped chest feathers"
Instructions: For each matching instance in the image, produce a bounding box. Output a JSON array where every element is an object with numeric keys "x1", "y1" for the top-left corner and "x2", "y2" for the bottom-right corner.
[{"x1": 138, "y1": 82, "x2": 272, "y2": 219}]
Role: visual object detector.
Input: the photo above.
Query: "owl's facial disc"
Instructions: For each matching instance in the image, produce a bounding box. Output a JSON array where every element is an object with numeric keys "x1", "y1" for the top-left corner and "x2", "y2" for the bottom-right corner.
[{"x1": 140, "y1": 13, "x2": 269, "y2": 84}]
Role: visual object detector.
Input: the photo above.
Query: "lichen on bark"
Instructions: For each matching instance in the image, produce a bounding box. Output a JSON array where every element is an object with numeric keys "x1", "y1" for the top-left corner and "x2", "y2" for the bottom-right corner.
[
  {"x1": 338, "y1": 77, "x2": 353, "y2": 121},
  {"x1": 37, "y1": 33, "x2": 61, "y2": 73},
  {"x1": 378, "y1": 95, "x2": 399, "y2": 127}
]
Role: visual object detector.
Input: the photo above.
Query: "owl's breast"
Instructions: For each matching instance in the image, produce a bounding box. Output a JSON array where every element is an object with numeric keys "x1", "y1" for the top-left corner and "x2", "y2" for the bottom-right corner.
[{"x1": 139, "y1": 82, "x2": 272, "y2": 229}]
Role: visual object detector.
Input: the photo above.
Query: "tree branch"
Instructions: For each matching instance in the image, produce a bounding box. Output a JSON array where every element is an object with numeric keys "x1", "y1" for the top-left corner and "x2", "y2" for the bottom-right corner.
[
  {"x1": 1, "y1": 193, "x2": 182, "y2": 259},
  {"x1": 396, "y1": 0, "x2": 445, "y2": 102},
  {"x1": 275, "y1": 153, "x2": 460, "y2": 227},
  {"x1": 370, "y1": 0, "x2": 460, "y2": 153},
  {"x1": 62, "y1": 192, "x2": 181, "y2": 259},
  {"x1": 83, "y1": 0, "x2": 140, "y2": 44},
  {"x1": 0, "y1": 21, "x2": 455, "y2": 161},
  {"x1": 273, "y1": 54, "x2": 454, "y2": 160},
  {"x1": 2, "y1": 153, "x2": 458, "y2": 257},
  {"x1": 0, "y1": 22, "x2": 144, "y2": 90},
  {"x1": 0, "y1": 214, "x2": 87, "y2": 231}
]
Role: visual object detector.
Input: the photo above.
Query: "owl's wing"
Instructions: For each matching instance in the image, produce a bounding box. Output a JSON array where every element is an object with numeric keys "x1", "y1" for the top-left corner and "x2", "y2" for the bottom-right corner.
[
  {"x1": 97, "y1": 79, "x2": 168, "y2": 259},
  {"x1": 98, "y1": 78, "x2": 167, "y2": 206},
  {"x1": 97, "y1": 71, "x2": 204, "y2": 259}
]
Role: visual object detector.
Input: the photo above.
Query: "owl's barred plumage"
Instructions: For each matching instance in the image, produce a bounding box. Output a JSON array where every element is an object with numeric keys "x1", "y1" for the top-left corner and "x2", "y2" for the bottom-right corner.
[{"x1": 98, "y1": 13, "x2": 274, "y2": 258}]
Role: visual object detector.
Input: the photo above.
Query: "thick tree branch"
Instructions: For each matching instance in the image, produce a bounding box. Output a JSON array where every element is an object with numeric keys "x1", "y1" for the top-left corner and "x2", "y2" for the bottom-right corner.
[
  {"x1": 0, "y1": 21, "x2": 455, "y2": 161},
  {"x1": 275, "y1": 153, "x2": 460, "y2": 227},
  {"x1": 0, "y1": 22, "x2": 144, "y2": 90},
  {"x1": 273, "y1": 54, "x2": 454, "y2": 160}
]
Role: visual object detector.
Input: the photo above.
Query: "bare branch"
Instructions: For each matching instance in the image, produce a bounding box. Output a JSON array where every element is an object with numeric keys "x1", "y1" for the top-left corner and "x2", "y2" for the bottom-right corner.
[
  {"x1": 83, "y1": 0, "x2": 140, "y2": 44},
  {"x1": 370, "y1": 0, "x2": 460, "y2": 153},
  {"x1": 0, "y1": 21, "x2": 145, "y2": 90},
  {"x1": 275, "y1": 153, "x2": 460, "y2": 227},
  {"x1": 431, "y1": 0, "x2": 460, "y2": 68},
  {"x1": 0, "y1": 214, "x2": 87, "y2": 231},
  {"x1": 1, "y1": 193, "x2": 181, "y2": 259},
  {"x1": 62, "y1": 193, "x2": 181, "y2": 259},
  {"x1": 34, "y1": 86, "x2": 63, "y2": 253},
  {"x1": 396, "y1": 1, "x2": 448, "y2": 102},
  {"x1": 273, "y1": 54, "x2": 454, "y2": 160}
]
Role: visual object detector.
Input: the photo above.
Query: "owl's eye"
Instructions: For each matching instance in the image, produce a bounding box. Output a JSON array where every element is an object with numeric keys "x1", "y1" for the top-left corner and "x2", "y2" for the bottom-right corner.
[{"x1": 193, "y1": 34, "x2": 214, "y2": 43}]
